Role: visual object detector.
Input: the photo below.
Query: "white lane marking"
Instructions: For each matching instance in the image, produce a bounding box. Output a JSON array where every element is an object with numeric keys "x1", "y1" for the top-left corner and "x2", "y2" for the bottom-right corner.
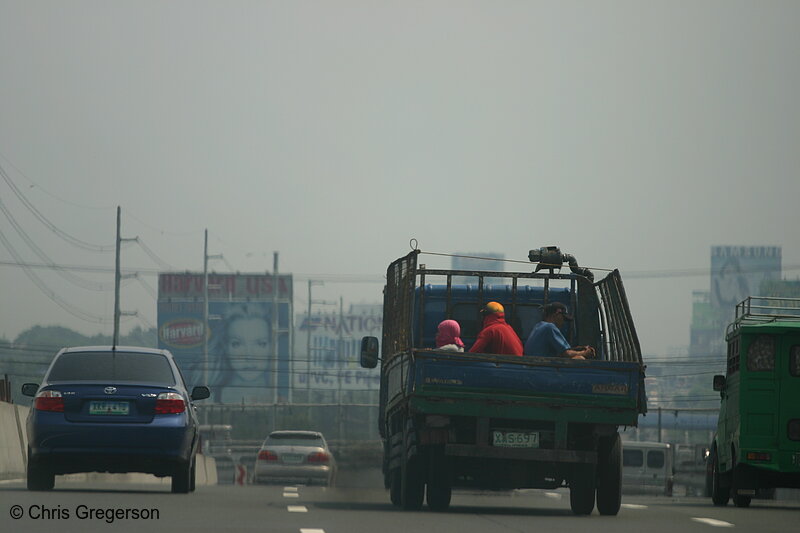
[
  {"x1": 691, "y1": 518, "x2": 735, "y2": 528},
  {"x1": 621, "y1": 504, "x2": 648, "y2": 509},
  {"x1": 284, "y1": 486, "x2": 299, "y2": 492},
  {"x1": 283, "y1": 492, "x2": 300, "y2": 498},
  {"x1": 300, "y1": 530, "x2": 325, "y2": 533},
  {"x1": 287, "y1": 506, "x2": 308, "y2": 513},
  {"x1": 544, "y1": 492, "x2": 562, "y2": 499}
]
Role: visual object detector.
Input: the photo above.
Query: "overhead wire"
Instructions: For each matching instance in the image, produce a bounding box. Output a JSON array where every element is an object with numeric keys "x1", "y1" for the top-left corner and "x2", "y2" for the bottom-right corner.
[
  {"x1": 0, "y1": 194, "x2": 116, "y2": 291},
  {"x1": 0, "y1": 228, "x2": 111, "y2": 324},
  {"x1": 0, "y1": 162, "x2": 115, "y2": 251}
]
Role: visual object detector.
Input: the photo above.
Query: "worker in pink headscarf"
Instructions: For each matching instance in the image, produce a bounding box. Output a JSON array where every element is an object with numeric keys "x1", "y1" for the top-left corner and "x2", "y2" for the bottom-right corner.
[{"x1": 435, "y1": 319, "x2": 465, "y2": 352}]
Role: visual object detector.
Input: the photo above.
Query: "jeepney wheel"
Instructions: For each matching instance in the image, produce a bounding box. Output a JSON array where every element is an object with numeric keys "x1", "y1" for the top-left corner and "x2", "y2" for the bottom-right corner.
[
  {"x1": 389, "y1": 469, "x2": 402, "y2": 507},
  {"x1": 569, "y1": 463, "x2": 596, "y2": 516},
  {"x1": 401, "y1": 454, "x2": 425, "y2": 510},
  {"x1": 731, "y1": 457, "x2": 751, "y2": 508},
  {"x1": 710, "y1": 448, "x2": 730, "y2": 506},
  {"x1": 732, "y1": 493, "x2": 752, "y2": 507},
  {"x1": 426, "y1": 446, "x2": 451, "y2": 511},
  {"x1": 596, "y1": 433, "x2": 622, "y2": 516}
]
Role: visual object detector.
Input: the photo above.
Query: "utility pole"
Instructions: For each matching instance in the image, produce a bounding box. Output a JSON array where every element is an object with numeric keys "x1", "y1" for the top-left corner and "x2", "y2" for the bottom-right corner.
[
  {"x1": 338, "y1": 295, "x2": 344, "y2": 441},
  {"x1": 114, "y1": 207, "x2": 121, "y2": 348},
  {"x1": 272, "y1": 252, "x2": 279, "y2": 405},
  {"x1": 113, "y1": 207, "x2": 138, "y2": 348},
  {"x1": 306, "y1": 280, "x2": 324, "y2": 401},
  {"x1": 203, "y1": 229, "x2": 223, "y2": 390}
]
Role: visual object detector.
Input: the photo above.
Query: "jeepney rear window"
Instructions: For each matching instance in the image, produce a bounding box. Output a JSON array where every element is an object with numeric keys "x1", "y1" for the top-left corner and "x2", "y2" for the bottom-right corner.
[
  {"x1": 647, "y1": 451, "x2": 665, "y2": 469},
  {"x1": 747, "y1": 335, "x2": 775, "y2": 372},
  {"x1": 791, "y1": 346, "x2": 800, "y2": 377},
  {"x1": 623, "y1": 449, "x2": 643, "y2": 467}
]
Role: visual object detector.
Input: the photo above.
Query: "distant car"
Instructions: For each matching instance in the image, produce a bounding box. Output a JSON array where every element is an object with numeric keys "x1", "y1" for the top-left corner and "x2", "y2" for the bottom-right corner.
[
  {"x1": 22, "y1": 346, "x2": 210, "y2": 493},
  {"x1": 254, "y1": 430, "x2": 336, "y2": 486}
]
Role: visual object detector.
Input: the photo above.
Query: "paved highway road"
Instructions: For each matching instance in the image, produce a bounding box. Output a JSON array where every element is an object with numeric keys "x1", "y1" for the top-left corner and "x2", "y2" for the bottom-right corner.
[{"x1": 1, "y1": 473, "x2": 798, "y2": 533}]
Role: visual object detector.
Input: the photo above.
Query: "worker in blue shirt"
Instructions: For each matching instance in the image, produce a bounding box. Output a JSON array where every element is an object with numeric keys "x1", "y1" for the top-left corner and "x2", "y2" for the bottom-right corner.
[{"x1": 524, "y1": 302, "x2": 596, "y2": 359}]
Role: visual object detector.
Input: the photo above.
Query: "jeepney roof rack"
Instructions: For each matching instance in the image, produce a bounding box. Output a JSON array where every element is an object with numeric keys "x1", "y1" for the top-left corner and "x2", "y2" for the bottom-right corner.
[{"x1": 726, "y1": 296, "x2": 800, "y2": 338}]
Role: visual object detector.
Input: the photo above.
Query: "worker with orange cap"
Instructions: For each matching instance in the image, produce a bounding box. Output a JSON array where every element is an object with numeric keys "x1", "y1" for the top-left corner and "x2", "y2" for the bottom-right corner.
[{"x1": 468, "y1": 301, "x2": 524, "y2": 356}]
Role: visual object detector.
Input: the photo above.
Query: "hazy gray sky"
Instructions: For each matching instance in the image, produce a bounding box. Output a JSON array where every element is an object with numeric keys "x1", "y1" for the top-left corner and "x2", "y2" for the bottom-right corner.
[{"x1": 1, "y1": 1, "x2": 798, "y2": 356}]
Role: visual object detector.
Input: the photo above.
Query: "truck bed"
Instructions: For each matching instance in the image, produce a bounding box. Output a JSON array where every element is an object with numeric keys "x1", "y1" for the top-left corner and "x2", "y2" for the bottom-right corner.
[{"x1": 386, "y1": 350, "x2": 645, "y2": 427}]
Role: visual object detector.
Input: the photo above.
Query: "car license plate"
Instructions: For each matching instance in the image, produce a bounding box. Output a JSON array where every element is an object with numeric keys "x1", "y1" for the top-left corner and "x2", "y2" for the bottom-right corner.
[
  {"x1": 492, "y1": 431, "x2": 539, "y2": 448},
  {"x1": 282, "y1": 454, "x2": 304, "y2": 464},
  {"x1": 89, "y1": 401, "x2": 130, "y2": 415}
]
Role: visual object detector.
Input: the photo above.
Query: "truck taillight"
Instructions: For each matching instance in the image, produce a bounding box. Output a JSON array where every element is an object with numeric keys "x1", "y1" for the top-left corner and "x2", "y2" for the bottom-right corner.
[
  {"x1": 154, "y1": 392, "x2": 185, "y2": 414},
  {"x1": 258, "y1": 450, "x2": 278, "y2": 461},
  {"x1": 34, "y1": 390, "x2": 64, "y2": 412},
  {"x1": 307, "y1": 451, "x2": 330, "y2": 463}
]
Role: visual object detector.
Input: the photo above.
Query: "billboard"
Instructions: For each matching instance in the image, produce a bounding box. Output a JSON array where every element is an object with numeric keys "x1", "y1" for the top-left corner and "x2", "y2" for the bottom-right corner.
[
  {"x1": 710, "y1": 246, "x2": 782, "y2": 316},
  {"x1": 157, "y1": 273, "x2": 293, "y2": 404},
  {"x1": 293, "y1": 305, "x2": 382, "y2": 401}
]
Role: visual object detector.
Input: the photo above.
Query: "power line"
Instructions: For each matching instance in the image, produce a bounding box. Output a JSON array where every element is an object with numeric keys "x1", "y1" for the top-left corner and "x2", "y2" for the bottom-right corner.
[
  {"x1": 0, "y1": 227, "x2": 111, "y2": 324},
  {"x1": 0, "y1": 162, "x2": 115, "y2": 251},
  {"x1": 0, "y1": 194, "x2": 115, "y2": 291}
]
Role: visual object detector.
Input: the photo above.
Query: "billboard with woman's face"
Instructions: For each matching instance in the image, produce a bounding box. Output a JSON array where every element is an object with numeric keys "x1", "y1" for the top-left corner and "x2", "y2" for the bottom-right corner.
[
  {"x1": 710, "y1": 246, "x2": 781, "y2": 315},
  {"x1": 157, "y1": 273, "x2": 292, "y2": 404}
]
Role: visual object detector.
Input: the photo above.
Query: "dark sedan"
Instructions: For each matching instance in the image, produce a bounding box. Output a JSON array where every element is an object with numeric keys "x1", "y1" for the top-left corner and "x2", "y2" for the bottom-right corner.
[{"x1": 22, "y1": 346, "x2": 210, "y2": 493}]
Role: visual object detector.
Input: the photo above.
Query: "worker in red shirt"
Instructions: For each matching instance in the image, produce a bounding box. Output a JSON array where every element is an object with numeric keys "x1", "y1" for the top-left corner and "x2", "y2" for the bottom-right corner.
[{"x1": 469, "y1": 301, "x2": 523, "y2": 356}]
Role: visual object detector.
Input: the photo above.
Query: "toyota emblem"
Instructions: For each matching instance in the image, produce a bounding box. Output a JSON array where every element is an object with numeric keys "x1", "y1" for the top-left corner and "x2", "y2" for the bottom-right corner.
[{"x1": 104, "y1": 387, "x2": 117, "y2": 395}]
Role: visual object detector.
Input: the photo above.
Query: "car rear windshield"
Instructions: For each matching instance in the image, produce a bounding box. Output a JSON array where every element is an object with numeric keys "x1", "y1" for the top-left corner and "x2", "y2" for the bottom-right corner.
[
  {"x1": 47, "y1": 352, "x2": 176, "y2": 384},
  {"x1": 266, "y1": 434, "x2": 324, "y2": 447}
]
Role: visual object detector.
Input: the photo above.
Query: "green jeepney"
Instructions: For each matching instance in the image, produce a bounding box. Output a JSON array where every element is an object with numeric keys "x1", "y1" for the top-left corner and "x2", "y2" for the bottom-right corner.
[{"x1": 709, "y1": 296, "x2": 800, "y2": 507}]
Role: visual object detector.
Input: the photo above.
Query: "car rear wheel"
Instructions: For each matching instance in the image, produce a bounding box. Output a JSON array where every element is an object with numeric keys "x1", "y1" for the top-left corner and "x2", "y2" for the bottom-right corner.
[
  {"x1": 172, "y1": 460, "x2": 192, "y2": 494},
  {"x1": 27, "y1": 459, "x2": 55, "y2": 491},
  {"x1": 189, "y1": 457, "x2": 197, "y2": 492}
]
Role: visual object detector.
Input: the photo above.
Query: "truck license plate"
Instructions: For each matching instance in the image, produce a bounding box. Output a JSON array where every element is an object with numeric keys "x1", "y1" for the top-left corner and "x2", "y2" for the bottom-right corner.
[{"x1": 492, "y1": 431, "x2": 539, "y2": 448}]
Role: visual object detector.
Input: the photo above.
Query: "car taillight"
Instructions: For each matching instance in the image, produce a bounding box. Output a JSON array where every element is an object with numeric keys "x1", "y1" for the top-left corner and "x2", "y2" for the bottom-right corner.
[
  {"x1": 258, "y1": 450, "x2": 278, "y2": 461},
  {"x1": 154, "y1": 392, "x2": 186, "y2": 414},
  {"x1": 307, "y1": 451, "x2": 330, "y2": 463},
  {"x1": 34, "y1": 390, "x2": 64, "y2": 412}
]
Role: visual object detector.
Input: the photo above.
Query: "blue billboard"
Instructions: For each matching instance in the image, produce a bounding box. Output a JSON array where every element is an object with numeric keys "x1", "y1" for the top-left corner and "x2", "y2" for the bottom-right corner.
[{"x1": 157, "y1": 273, "x2": 292, "y2": 403}]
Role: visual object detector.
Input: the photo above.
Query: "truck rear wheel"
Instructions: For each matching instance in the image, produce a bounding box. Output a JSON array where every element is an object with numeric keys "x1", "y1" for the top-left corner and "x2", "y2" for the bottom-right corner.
[
  {"x1": 596, "y1": 433, "x2": 622, "y2": 516},
  {"x1": 570, "y1": 464, "x2": 596, "y2": 515},
  {"x1": 426, "y1": 446, "x2": 451, "y2": 511},
  {"x1": 389, "y1": 469, "x2": 401, "y2": 506},
  {"x1": 401, "y1": 454, "x2": 424, "y2": 510}
]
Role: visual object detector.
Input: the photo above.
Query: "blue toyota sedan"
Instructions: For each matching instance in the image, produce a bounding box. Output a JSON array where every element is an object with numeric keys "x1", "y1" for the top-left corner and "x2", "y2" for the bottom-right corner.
[{"x1": 22, "y1": 346, "x2": 210, "y2": 493}]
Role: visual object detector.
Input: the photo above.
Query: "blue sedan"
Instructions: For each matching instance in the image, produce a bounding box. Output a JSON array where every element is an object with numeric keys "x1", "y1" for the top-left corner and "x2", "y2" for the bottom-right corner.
[{"x1": 22, "y1": 346, "x2": 210, "y2": 493}]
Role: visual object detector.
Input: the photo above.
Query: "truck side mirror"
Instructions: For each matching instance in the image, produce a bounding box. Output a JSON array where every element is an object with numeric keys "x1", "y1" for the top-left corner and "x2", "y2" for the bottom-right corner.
[
  {"x1": 360, "y1": 336, "x2": 379, "y2": 369},
  {"x1": 712, "y1": 374, "x2": 726, "y2": 392},
  {"x1": 21, "y1": 383, "x2": 39, "y2": 397}
]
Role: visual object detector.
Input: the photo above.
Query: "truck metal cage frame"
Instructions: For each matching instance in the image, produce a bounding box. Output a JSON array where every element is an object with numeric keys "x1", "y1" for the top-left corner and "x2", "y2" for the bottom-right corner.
[{"x1": 382, "y1": 250, "x2": 642, "y2": 364}]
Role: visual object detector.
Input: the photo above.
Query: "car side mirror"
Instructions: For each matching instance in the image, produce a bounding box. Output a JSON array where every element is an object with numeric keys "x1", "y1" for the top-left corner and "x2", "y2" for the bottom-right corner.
[
  {"x1": 191, "y1": 386, "x2": 211, "y2": 401},
  {"x1": 21, "y1": 383, "x2": 39, "y2": 397},
  {"x1": 712, "y1": 375, "x2": 726, "y2": 392},
  {"x1": 360, "y1": 336, "x2": 379, "y2": 369}
]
